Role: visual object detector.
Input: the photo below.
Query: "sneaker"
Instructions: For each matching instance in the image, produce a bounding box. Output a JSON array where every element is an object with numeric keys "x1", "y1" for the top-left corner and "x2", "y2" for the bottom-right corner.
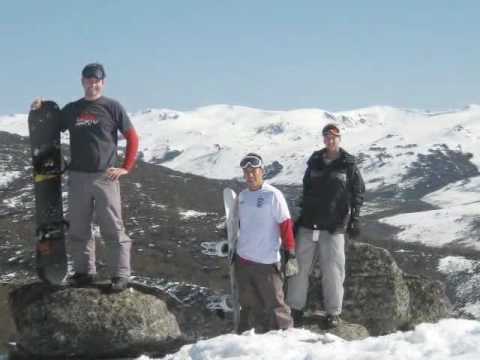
[
  {"x1": 110, "y1": 277, "x2": 130, "y2": 292},
  {"x1": 69, "y1": 273, "x2": 96, "y2": 287},
  {"x1": 326, "y1": 314, "x2": 341, "y2": 328},
  {"x1": 291, "y1": 309, "x2": 304, "y2": 327}
]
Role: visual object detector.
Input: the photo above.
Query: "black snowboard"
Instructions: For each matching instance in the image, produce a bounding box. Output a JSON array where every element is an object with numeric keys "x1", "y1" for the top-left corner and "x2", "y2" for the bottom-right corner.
[{"x1": 28, "y1": 101, "x2": 68, "y2": 285}]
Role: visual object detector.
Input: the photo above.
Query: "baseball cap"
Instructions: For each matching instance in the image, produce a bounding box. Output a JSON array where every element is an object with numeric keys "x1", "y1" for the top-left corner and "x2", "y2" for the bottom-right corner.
[
  {"x1": 322, "y1": 123, "x2": 340, "y2": 137},
  {"x1": 82, "y1": 63, "x2": 106, "y2": 80}
]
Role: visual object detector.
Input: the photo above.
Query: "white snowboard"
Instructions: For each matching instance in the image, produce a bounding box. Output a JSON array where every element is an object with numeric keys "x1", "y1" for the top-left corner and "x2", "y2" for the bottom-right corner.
[{"x1": 223, "y1": 187, "x2": 240, "y2": 332}]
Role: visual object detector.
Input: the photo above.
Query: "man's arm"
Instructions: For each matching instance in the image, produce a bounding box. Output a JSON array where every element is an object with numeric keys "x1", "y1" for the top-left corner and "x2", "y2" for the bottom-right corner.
[
  {"x1": 350, "y1": 164, "x2": 365, "y2": 218},
  {"x1": 121, "y1": 128, "x2": 139, "y2": 172},
  {"x1": 279, "y1": 219, "x2": 295, "y2": 254},
  {"x1": 347, "y1": 164, "x2": 366, "y2": 237},
  {"x1": 279, "y1": 218, "x2": 299, "y2": 277},
  {"x1": 106, "y1": 127, "x2": 139, "y2": 181}
]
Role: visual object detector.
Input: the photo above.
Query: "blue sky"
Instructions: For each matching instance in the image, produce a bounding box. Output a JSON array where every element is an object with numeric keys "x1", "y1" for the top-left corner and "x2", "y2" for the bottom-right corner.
[{"x1": 1, "y1": 0, "x2": 479, "y2": 114}]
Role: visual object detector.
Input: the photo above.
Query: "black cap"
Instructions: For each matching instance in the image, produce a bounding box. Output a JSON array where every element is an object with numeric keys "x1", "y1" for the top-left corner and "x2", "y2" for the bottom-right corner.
[
  {"x1": 82, "y1": 63, "x2": 106, "y2": 80},
  {"x1": 322, "y1": 123, "x2": 340, "y2": 137}
]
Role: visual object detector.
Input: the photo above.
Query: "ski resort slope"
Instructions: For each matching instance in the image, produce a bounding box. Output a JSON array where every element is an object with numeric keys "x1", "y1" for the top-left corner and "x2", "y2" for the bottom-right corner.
[
  {"x1": 3, "y1": 104, "x2": 480, "y2": 250},
  {"x1": 135, "y1": 319, "x2": 480, "y2": 360}
]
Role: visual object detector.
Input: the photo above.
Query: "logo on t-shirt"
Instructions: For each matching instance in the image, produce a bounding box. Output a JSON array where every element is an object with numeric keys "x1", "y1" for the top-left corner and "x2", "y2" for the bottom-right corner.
[
  {"x1": 75, "y1": 113, "x2": 99, "y2": 127},
  {"x1": 256, "y1": 196, "x2": 265, "y2": 208},
  {"x1": 335, "y1": 172, "x2": 347, "y2": 183}
]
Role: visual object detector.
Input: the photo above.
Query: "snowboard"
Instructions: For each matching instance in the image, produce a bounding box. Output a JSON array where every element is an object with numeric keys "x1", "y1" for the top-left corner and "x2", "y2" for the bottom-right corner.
[
  {"x1": 223, "y1": 187, "x2": 240, "y2": 332},
  {"x1": 28, "y1": 100, "x2": 68, "y2": 285}
]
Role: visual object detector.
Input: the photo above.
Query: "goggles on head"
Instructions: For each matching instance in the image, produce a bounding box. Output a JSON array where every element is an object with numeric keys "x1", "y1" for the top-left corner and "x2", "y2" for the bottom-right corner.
[
  {"x1": 322, "y1": 126, "x2": 340, "y2": 137},
  {"x1": 240, "y1": 155, "x2": 263, "y2": 169}
]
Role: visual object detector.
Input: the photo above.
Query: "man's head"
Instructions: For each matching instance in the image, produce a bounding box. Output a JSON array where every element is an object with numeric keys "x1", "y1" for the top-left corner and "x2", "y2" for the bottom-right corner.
[
  {"x1": 240, "y1": 153, "x2": 265, "y2": 191},
  {"x1": 322, "y1": 123, "x2": 341, "y2": 153},
  {"x1": 81, "y1": 63, "x2": 106, "y2": 100}
]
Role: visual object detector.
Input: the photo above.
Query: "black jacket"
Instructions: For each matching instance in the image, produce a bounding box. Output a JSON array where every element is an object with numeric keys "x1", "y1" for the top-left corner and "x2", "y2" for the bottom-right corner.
[{"x1": 298, "y1": 148, "x2": 365, "y2": 232}]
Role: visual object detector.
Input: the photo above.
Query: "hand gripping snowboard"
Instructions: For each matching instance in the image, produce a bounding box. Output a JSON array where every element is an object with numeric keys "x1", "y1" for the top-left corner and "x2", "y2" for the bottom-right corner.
[
  {"x1": 223, "y1": 188, "x2": 240, "y2": 332},
  {"x1": 28, "y1": 101, "x2": 68, "y2": 285}
]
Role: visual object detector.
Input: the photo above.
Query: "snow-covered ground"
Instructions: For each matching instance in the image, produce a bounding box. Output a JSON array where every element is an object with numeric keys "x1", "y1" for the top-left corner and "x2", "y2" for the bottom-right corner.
[
  {"x1": 134, "y1": 319, "x2": 480, "y2": 360},
  {"x1": 381, "y1": 175, "x2": 480, "y2": 250},
  {"x1": 379, "y1": 204, "x2": 480, "y2": 250},
  {"x1": 3, "y1": 104, "x2": 480, "y2": 249}
]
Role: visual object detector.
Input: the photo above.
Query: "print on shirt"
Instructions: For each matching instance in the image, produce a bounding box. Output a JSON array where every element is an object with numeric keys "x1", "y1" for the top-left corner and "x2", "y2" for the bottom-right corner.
[
  {"x1": 335, "y1": 173, "x2": 347, "y2": 182},
  {"x1": 256, "y1": 196, "x2": 265, "y2": 208},
  {"x1": 75, "y1": 113, "x2": 99, "y2": 127}
]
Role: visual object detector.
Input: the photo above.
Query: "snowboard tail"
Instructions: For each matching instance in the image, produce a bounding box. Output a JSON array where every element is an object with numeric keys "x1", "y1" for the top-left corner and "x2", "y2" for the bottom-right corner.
[{"x1": 28, "y1": 101, "x2": 68, "y2": 285}]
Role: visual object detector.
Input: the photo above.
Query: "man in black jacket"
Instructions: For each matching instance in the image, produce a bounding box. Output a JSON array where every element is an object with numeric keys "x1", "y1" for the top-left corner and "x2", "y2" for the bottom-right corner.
[{"x1": 286, "y1": 123, "x2": 365, "y2": 328}]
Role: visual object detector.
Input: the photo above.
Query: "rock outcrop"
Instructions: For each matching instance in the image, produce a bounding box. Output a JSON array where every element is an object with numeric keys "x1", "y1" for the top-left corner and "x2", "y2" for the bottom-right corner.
[
  {"x1": 307, "y1": 242, "x2": 451, "y2": 335},
  {"x1": 9, "y1": 283, "x2": 183, "y2": 358},
  {"x1": 300, "y1": 313, "x2": 370, "y2": 341}
]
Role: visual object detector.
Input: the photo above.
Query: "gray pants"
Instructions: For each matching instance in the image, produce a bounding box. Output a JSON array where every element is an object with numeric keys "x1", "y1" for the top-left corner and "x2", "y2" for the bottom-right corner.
[
  {"x1": 68, "y1": 171, "x2": 132, "y2": 278},
  {"x1": 235, "y1": 258, "x2": 293, "y2": 333},
  {"x1": 286, "y1": 226, "x2": 345, "y2": 315}
]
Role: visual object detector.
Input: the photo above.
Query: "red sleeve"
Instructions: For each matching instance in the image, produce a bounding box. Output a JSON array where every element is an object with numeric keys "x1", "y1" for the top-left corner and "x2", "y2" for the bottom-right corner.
[
  {"x1": 121, "y1": 128, "x2": 139, "y2": 172},
  {"x1": 279, "y1": 218, "x2": 295, "y2": 252}
]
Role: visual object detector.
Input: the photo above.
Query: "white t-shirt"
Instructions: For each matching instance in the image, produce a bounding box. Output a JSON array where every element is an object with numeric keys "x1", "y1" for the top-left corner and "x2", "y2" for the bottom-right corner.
[{"x1": 237, "y1": 182, "x2": 291, "y2": 264}]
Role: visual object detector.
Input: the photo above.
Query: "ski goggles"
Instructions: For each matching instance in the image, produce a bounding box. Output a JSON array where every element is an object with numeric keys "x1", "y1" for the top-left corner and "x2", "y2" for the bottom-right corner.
[{"x1": 240, "y1": 155, "x2": 263, "y2": 169}]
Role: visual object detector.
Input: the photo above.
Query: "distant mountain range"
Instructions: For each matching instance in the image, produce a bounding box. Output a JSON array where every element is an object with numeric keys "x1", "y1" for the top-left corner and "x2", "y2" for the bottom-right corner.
[{"x1": 2, "y1": 104, "x2": 480, "y2": 251}]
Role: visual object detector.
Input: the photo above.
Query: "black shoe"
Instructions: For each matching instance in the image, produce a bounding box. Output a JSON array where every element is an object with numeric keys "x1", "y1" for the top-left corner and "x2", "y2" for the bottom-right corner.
[
  {"x1": 326, "y1": 314, "x2": 341, "y2": 328},
  {"x1": 291, "y1": 309, "x2": 304, "y2": 327},
  {"x1": 69, "y1": 273, "x2": 96, "y2": 287},
  {"x1": 110, "y1": 277, "x2": 130, "y2": 292}
]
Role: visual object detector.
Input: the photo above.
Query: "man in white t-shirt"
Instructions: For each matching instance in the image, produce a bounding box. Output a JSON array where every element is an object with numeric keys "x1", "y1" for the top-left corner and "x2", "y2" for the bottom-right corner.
[{"x1": 234, "y1": 153, "x2": 299, "y2": 333}]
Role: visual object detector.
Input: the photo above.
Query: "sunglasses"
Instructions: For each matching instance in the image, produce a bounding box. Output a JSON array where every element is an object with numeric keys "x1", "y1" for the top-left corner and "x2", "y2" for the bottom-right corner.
[{"x1": 240, "y1": 155, "x2": 263, "y2": 169}]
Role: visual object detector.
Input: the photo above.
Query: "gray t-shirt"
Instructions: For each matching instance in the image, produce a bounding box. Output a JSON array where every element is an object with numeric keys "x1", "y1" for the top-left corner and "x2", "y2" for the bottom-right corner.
[{"x1": 61, "y1": 96, "x2": 133, "y2": 172}]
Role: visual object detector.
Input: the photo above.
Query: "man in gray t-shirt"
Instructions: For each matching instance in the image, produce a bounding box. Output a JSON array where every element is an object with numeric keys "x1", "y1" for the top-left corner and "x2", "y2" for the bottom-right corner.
[{"x1": 32, "y1": 63, "x2": 139, "y2": 292}]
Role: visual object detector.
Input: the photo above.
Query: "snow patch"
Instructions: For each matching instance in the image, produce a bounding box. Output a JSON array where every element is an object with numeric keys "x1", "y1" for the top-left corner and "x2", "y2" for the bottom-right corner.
[
  {"x1": 142, "y1": 319, "x2": 480, "y2": 360},
  {"x1": 179, "y1": 210, "x2": 211, "y2": 219}
]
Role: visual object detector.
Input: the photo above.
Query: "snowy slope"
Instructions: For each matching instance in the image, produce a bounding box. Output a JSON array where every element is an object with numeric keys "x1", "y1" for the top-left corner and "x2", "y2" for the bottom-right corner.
[
  {"x1": 135, "y1": 319, "x2": 480, "y2": 360},
  {"x1": 3, "y1": 104, "x2": 480, "y2": 186},
  {"x1": 2, "y1": 104, "x2": 480, "y2": 250},
  {"x1": 0, "y1": 114, "x2": 28, "y2": 136},
  {"x1": 130, "y1": 104, "x2": 480, "y2": 187}
]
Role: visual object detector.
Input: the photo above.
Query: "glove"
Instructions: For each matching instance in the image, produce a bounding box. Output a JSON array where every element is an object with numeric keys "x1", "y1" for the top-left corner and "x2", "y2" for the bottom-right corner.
[
  {"x1": 347, "y1": 218, "x2": 361, "y2": 238},
  {"x1": 284, "y1": 252, "x2": 299, "y2": 277}
]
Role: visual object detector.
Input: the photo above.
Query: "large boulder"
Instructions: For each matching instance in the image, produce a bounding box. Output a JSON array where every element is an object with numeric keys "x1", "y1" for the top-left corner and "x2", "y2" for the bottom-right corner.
[
  {"x1": 405, "y1": 274, "x2": 452, "y2": 327},
  {"x1": 307, "y1": 242, "x2": 451, "y2": 335},
  {"x1": 344, "y1": 242, "x2": 411, "y2": 335},
  {"x1": 9, "y1": 283, "x2": 183, "y2": 358}
]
